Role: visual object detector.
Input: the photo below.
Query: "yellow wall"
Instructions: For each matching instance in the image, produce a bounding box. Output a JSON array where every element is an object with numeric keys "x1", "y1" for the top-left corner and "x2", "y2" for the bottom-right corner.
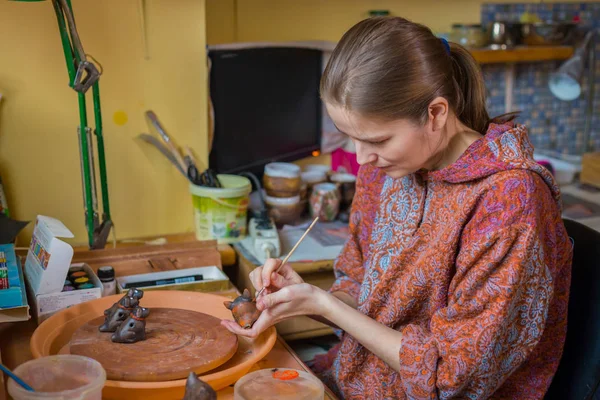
[
  {"x1": 207, "y1": 0, "x2": 596, "y2": 44},
  {"x1": 0, "y1": 0, "x2": 207, "y2": 246}
]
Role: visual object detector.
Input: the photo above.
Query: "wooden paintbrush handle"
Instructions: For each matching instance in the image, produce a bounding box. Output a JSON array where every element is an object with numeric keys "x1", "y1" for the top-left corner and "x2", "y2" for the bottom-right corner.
[{"x1": 255, "y1": 216, "x2": 319, "y2": 298}]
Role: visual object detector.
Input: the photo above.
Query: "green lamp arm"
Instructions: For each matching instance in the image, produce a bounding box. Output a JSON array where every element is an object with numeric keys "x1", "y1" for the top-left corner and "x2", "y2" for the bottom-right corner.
[{"x1": 51, "y1": 0, "x2": 113, "y2": 249}]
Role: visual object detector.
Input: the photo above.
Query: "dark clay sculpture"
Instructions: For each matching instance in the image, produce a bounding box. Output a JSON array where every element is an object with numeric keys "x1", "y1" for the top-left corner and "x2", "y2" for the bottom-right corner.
[
  {"x1": 99, "y1": 295, "x2": 138, "y2": 332},
  {"x1": 182, "y1": 371, "x2": 217, "y2": 400},
  {"x1": 111, "y1": 306, "x2": 150, "y2": 344},
  {"x1": 99, "y1": 288, "x2": 144, "y2": 332},
  {"x1": 223, "y1": 288, "x2": 261, "y2": 329}
]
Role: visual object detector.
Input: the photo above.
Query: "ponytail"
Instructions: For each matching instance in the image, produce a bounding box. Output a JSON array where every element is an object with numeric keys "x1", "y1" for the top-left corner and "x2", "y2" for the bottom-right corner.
[
  {"x1": 320, "y1": 17, "x2": 516, "y2": 135},
  {"x1": 448, "y1": 43, "x2": 490, "y2": 134}
]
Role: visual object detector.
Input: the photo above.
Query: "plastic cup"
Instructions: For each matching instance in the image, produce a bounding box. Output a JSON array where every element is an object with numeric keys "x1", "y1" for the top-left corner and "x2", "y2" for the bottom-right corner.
[
  {"x1": 7, "y1": 355, "x2": 106, "y2": 400},
  {"x1": 234, "y1": 368, "x2": 324, "y2": 400}
]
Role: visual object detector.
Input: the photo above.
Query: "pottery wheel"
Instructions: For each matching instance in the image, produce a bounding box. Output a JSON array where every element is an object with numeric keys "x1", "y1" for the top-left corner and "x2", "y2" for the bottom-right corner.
[{"x1": 69, "y1": 308, "x2": 238, "y2": 382}]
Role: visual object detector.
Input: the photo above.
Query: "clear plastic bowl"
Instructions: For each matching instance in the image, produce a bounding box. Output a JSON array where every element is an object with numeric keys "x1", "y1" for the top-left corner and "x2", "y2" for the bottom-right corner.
[
  {"x1": 234, "y1": 368, "x2": 324, "y2": 400},
  {"x1": 7, "y1": 355, "x2": 106, "y2": 400}
]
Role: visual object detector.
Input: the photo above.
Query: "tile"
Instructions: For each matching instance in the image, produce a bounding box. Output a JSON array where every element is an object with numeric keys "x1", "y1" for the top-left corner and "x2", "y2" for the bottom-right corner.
[{"x1": 481, "y1": 2, "x2": 600, "y2": 157}]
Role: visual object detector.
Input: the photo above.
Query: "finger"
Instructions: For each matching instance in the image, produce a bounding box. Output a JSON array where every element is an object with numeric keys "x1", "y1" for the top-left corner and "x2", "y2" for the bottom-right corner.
[
  {"x1": 248, "y1": 311, "x2": 277, "y2": 336},
  {"x1": 250, "y1": 267, "x2": 263, "y2": 291},
  {"x1": 280, "y1": 264, "x2": 303, "y2": 285},
  {"x1": 261, "y1": 258, "x2": 282, "y2": 287},
  {"x1": 256, "y1": 287, "x2": 292, "y2": 311},
  {"x1": 269, "y1": 272, "x2": 289, "y2": 288},
  {"x1": 220, "y1": 320, "x2": 256, "y2": 337}
]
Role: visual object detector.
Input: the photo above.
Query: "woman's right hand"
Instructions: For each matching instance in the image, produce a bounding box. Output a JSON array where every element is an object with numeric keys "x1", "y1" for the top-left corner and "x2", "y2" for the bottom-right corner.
[{"x1": 250, "y1": 258, "x2": 304, "y2": 298}]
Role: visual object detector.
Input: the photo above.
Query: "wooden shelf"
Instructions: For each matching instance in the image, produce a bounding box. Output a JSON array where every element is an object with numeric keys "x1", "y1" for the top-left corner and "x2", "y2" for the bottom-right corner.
[{"x1": 471, "y1": 46, "x2": 574, "y2": 64}]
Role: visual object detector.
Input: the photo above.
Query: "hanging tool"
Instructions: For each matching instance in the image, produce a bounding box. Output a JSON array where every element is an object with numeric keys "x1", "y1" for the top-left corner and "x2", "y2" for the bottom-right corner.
[
  {"x1": 145, "y1": 111, "x2": 188, "y2": 173},
  {"x1": 137, "y1": 133, "x2": 188, "y2": 178},
  {"x1": 12, "y1": 0, "x2": 114, "y2": 249}
]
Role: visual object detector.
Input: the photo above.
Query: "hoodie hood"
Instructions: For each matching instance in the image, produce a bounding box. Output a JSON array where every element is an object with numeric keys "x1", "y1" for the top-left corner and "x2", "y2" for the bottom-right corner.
[{"x1": 428, "y1": 122, "x2": 561, "y2": 203}]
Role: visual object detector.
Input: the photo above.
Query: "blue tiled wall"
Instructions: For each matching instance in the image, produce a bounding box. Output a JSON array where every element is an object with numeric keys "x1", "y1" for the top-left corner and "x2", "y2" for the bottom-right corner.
[{"x1": 481, "y1": 3, "x2": 600, "y2": 156}]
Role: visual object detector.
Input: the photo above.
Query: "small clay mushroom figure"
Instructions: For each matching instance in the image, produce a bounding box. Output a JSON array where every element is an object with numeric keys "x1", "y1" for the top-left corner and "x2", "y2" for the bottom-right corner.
[
  {"x1": 182, "y1": 371, "x2": 216, "y2": 400},
  {"x1": 99, "y1": 288, "x2": 144, "y2": 332},
  {"x1": 223, "y1": 288, "x2": 261, "y2": 329},
  {"x1": 111, "y1": 306, "x2": 150, "y2": 344}
]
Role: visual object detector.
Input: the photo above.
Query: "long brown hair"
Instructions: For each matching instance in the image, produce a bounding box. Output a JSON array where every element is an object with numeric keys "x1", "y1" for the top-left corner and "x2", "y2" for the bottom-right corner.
[{"x1": 321, "y1": 17, "x2": 495, "y2": 134}]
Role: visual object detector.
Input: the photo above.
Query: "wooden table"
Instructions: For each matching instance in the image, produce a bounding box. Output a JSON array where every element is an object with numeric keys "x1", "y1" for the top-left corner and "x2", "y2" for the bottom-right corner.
[
  {"x1": 1, "y1": 234, "x2": 338, "y2": 398},
  {"x1": 0, "y1": 315, "x2": 337, "y2": 400},
  {"x1": 72, "y1": 233, "x2": 237, "y2": 267}
]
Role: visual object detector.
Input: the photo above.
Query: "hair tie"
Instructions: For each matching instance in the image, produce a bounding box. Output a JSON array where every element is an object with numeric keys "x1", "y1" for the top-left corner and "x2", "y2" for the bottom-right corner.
[{"x1": 440, "y1": 38, "x2": 451, "y2": 55}]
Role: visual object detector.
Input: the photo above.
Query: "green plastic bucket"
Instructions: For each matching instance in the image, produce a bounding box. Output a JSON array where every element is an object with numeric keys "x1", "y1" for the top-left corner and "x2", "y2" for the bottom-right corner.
[{"x1": 189, "y1": 174, "x2": 251, "y2": 244}]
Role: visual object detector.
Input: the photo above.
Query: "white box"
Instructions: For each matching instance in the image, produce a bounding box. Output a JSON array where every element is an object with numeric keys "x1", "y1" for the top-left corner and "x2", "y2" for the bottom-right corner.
[
  {"x1": 24, "y1": 215, "x2": 74, "y2": 295},
  {"x1": 116, "y1": 266, "x2": 230, "y2": 293},
  {"x1": 27, "y1": 263, "x2": 102, "y2": 324}
]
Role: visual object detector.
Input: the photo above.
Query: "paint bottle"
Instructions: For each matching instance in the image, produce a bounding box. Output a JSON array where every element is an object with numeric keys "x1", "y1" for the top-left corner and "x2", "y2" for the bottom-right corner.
[
  {"x1": 98, "y1": 266, "x2": 116, "y2": 297},
  {"x1": 77, "y1": 283, "x2": 95, "y2": 289},
  {"x1": 74, "y1": 276, "x2": 89, "y2": 285}
]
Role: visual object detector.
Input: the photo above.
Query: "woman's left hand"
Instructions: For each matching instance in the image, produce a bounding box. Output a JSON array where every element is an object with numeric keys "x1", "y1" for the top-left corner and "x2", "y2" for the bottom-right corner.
[{"x1": 221, "y1": 283, "x2": 329, "y2": 338}]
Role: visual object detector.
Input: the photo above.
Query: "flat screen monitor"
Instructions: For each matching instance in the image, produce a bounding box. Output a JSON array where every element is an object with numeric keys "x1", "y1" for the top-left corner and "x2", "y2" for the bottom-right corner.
[{"x1": 208, "y1": 46, "x2": 323, "y2": 178}]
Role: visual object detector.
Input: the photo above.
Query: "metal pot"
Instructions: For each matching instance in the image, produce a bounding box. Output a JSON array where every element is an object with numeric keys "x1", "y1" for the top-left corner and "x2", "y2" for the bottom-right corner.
[{"x1": 522, "y1": 22, "x2": 579, "y2": 46}]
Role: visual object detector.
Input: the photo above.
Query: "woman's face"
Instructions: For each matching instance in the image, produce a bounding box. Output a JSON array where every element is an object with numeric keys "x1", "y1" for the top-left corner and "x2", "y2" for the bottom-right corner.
[{"x1": 326, "y1": 104, "x2": 446, "y2": 179}]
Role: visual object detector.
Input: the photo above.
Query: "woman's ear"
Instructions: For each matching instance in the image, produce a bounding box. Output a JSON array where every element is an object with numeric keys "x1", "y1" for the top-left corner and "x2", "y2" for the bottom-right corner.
[{"x1": 428, "y1": 97, "x2": 449, "y2": 131}]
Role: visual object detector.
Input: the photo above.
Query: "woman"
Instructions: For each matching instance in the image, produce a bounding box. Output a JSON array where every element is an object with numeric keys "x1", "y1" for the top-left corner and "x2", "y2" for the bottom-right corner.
[{"x1": 222, "y1": 16, "x2": 572, "y2": 399}]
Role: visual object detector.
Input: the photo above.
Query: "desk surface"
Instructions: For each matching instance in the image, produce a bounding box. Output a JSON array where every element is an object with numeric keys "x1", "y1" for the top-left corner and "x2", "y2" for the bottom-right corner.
[
  {"x1": 72, "y1": 233, "x2": 237, "y2": 267},
  {"x1": 0, "y1": 319, "x2": 337, "y2": 400}
]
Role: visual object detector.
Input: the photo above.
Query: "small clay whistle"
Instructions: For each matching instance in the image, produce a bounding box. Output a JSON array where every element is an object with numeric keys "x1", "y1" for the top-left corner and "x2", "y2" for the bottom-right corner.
[
  {"x1": 111, "y1": 306, "x2": 150, "y2": 344},
  {"x1": 99, "y1": 288, "x2": 144, "y2": 332},
  {"x1": 223, "y1": 288, "x2": 261, "y2": 329},
  {"x1": 182, "y1": 371, "x2": 217, "y2": 400},
  {"x1": 99, "y1": 295, "x2": 138, "y2": 332}
]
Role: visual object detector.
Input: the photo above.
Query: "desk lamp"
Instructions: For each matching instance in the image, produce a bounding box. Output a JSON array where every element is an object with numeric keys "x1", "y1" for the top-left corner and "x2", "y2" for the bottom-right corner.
[
  {"x1": 10, "y1": 0, "x2": 113, "y2": 249},
  {"x1": 549, "y1": 30, "x2": 596, "y2": 154}
]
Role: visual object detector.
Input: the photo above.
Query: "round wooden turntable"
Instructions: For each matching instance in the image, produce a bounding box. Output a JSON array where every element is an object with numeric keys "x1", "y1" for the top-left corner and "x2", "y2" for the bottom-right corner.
[
  {"x1": 30, "y1": 291, "x2": 277, "y2": 400},
  {"x1": 69, "y1": 308, "x2": 238, "y2": 382}
]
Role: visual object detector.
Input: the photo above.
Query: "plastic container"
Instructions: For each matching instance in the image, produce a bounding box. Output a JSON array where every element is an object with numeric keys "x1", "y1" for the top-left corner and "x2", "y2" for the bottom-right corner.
[
  {"x1": 265, "y1": 195, "x2": 302, "y2": 227},
  {"x1": 533, "y1": 154, "x2": 580, "y2": 185},
  {"x1": 190, "y1": 174, "x2": 251, "y2": 243},
  {"x1": 263, "y1": 163, "x2": 301, "y2": 198},
  {"x1": 234, "y1": 368, "x2": 324, "y2": 400},
  {"x1": 7, "y1": 355, "x2": 106, "y2": 400}
]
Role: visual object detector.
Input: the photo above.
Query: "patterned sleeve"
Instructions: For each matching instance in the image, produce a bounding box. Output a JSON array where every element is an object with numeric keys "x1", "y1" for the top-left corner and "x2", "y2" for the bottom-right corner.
[
  {"x1": 398, "y1": 172, "x2": 571, "y2": 398},
  {"x1": 328, "y1": 165, "x2": 381, "y2": 302}
]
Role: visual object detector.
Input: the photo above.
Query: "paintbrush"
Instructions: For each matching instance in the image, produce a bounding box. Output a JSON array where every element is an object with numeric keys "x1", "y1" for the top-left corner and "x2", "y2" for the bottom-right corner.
[
  {"x1": 254, "y1": 216, "x2": 319, "y2": 299},
  {"x1": 0, "y1": 363, "x2": 34, "y2": 392}
]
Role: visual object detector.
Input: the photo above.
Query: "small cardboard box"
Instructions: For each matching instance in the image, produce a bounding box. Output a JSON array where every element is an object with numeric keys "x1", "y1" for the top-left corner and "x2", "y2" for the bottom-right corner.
[
  {"x1": 117, "y1": 266, "x2": 230, "y2": 294},
  {"x1": 0, "y1": 245, "x2": 30, "y2": 323},
  {"x1": 24, "y1": 215, "x2": 74, "y2": 295},
  {"x1": 23, "y1": 215, "x2": 104, "y2": 324},
  {"x1": 27, "y1": 263, "x2": 103, "y2": 324}
]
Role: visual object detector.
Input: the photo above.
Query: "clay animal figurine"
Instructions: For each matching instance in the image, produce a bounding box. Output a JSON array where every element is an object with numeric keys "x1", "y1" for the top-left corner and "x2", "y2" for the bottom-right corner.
[
  {"x1": 182, "y1": 371, "x2": 216, "y2": 400},
  {"x1": 223, "y1": 288, "x2": 261, "y2": 329},
  {"x1": 102, "y1": 288, "x2": 144, "y2": 317},
  {"x1": 111, "y1": 306, "x2": 150, "y2": 344},
  {"x1": 99, "y1": 295, "x2": 139, "y2": 332},
  {"x1": 99, "y1": 288, "x2": 144, "y2": 332}
]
